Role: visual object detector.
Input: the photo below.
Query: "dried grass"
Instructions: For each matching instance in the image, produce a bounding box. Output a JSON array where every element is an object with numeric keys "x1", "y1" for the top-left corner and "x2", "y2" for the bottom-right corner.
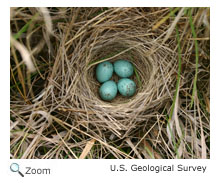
[{"x1": 10, "y1": 7, "x2": 210, "y2": 159}]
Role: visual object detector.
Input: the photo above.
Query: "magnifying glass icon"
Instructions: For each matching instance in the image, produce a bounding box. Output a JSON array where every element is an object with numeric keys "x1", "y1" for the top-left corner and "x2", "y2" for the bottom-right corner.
[{"x1": 10, "y1": 163, "x2": 24, "y2": 177}]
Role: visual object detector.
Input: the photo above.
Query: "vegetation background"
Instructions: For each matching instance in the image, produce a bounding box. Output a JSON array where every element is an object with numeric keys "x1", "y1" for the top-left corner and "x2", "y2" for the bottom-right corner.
[{"x1": 10, "y1": 7, "x2": 210, "y2": 159}]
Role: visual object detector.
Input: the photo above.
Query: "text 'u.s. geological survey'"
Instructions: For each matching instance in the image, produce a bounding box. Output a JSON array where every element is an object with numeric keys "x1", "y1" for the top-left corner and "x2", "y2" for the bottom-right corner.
[{"x1": 110, "y1": 164, "x2": 207, "y2": 173}]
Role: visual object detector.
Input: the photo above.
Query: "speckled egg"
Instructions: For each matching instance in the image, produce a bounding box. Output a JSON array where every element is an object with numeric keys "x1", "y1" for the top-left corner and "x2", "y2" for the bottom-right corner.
[
  {"x1": 114, "y1": 60, "x2": 134, "y2": 78},
  {"x1": 99, "y1": 80, "x2": 118, "y2": 101},
  {"x1": 96, "y1": 61, "x2": 113, "y2": 83},
  {"x1": 117, "y1": 78, "x2": 136, "y2": 97}
]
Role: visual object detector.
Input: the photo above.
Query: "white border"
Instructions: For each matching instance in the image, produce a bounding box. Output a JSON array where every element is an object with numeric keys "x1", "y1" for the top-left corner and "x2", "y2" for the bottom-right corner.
[{"x1": 9, "y1": 0, "x2": 210, "y2": 7}]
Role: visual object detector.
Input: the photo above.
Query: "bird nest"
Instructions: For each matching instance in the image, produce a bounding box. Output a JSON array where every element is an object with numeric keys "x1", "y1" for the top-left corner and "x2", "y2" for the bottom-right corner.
[{"x1": 49, "y1": 16, "x2": 178, "y2": 138}]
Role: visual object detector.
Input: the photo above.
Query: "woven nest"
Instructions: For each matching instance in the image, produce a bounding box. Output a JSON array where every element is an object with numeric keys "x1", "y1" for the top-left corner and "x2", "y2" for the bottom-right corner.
[
  {"x1": 50, "y1": 10, "x2": 178, "y2": 138},
  {"x1": 10, "y1": 7, "x2": 210, "y2": 159}
]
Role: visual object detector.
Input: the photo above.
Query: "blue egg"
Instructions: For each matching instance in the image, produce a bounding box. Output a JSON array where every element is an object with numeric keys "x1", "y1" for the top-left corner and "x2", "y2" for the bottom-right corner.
[
  {"x1": 96, "y1": 61, "x2": 113, "y2": 83},
  {"x1": 117, "y1": 78, "x2": 136, "y2": 97},
  {"x1": 114, "y1": 60, "x2": 134, "y2": 78},
  {"x1": 99, "y1": 80, "x2": 118, "y2": 101}
]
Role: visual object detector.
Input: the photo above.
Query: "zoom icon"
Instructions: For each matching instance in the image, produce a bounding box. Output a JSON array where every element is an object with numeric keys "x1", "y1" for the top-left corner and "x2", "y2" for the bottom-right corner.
[{"x1": 10, "y1": 163, "x2": 24, "y2": 177}]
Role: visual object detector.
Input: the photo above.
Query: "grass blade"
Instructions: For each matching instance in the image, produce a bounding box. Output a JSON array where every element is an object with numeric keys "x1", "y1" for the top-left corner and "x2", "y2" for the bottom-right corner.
[
  {"x1": 79, "y1": 139, "x2": 96, "y2": 159},
  {"x1": 188, "y1": 8, "x2": 199, "y2": 108},
  {"x1": 166, "y1": 8, "x2": 183, "y2": 158},
  {"x1": 152, "y1": 7, "x2": 180, "y2": 30},
  {"x1": 13, "y1": 13, "x2": 39, "y2": 40}
]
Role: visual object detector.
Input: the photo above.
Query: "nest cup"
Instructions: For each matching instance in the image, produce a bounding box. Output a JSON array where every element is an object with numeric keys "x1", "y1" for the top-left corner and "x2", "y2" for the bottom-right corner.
[
  {"x1": 87, "y1": 39, "x2": 153, "y2": 104},
  {"x1": 69, "y1": 32, "x2": 177, "y2": 136}
]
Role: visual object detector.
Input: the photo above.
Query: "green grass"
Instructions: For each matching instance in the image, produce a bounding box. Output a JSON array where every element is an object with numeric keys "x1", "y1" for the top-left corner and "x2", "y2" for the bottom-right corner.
[
  {"x1": 145, "y1": 146, "x2": 155, "y2": 159},
  {"x1": 168, "y1": 8, "x2": 182, "y2": 122},
  {"x1": 188, "y1": 8, "x2": 199, "y2": 108},
  {"x1": 166, "y1": 8, "x2": 183, "y2": 158},
  {"x1": 13, "y1": 13, "x2": 39, "y2": 40},
  {"x1": 133, "y1": 65, "x2": 142, "y2": 88}
]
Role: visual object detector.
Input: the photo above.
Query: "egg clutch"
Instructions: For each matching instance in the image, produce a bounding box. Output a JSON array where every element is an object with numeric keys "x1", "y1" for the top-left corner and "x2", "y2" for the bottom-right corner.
[{"x1": 96, "y1": 60, "x2": 136, "y2": 101}]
